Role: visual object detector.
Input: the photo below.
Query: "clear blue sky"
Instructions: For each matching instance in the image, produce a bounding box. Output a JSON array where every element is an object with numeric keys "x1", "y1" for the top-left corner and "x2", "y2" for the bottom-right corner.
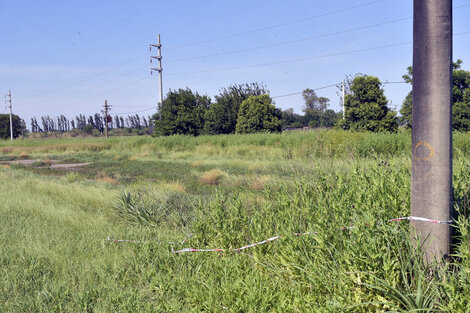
[{"x1": 1, "y1": 0, "x2": 470, "y2": 127}]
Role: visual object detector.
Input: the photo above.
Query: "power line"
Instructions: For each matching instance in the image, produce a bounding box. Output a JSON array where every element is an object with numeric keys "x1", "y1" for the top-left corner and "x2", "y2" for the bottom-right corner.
[
  {"x1": 164, "y1": 17, "x2": 412, "y2": 64},
  {"x1": 16, "y1": 64, "x2": 149, "y2": 106},
  {"x1": 13, "y1": 1, "x2": 470, "y2": 104},
  {"x1": 37, "y1": 76, "x2": 151, "y2": 111},
  {"x1": 11, "y1": 1, "x2": 387, "y2": 102},
  {"x1": 272, "y1": 83, "x2": 339, "y2": 99},
  {"x1": 271, "y1": 80, "x2": 406, "y2": 99},
  {"x1": 113, "y1": 107, "x2": 156, "y2": 115},
  {"x1": 383, "y1": 81, "x2": 407, "y2": 84},
  {"x1": 166, "y1": 30, "x2": 470, "y2": 76},
  {"x1": 165, "y1": 0, "x2": 385, "y2": 49},
  {"x1": 17, "y1": 18, "x2": 410, "y2": 106},
  {"x1": 17, "y1": 52, "x2": 148, "y2": 100},
  {"x1": 167, "y1": 41, "x2": 412, "y2": 76}
]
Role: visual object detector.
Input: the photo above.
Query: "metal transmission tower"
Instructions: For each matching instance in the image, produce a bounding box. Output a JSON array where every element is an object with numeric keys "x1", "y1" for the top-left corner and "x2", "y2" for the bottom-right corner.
[
  {"x1": 150, "y1": 34, "x2": 163, "y2": 108},
  {"x1": 4, "y1": 90, "x2": 13, "y2": 141},
  {"x1": 412, "y1": 0, "x2": 453, "y2": 262}
]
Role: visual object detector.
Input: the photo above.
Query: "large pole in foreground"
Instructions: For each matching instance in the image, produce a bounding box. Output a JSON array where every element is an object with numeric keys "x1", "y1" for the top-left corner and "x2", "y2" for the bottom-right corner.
[{"x1": 412, "y1": 0, "x2": 453, "y2": 262}]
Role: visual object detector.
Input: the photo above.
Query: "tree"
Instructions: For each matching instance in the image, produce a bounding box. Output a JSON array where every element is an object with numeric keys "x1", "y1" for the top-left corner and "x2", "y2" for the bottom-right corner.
[
  {"x1": 336, "y1": 73, "x2": 363, "y2": 109},
  {"x1": 0, "y1": 114, "x2": 22, "y2": 139},
  {"x1": 281, "y1": 108, "x2": 303, "y2": 129},
  {"x1": 399, "y1": 92, "x2": 412, "y2": 128},
  {"x1": 30, "y1": 117, "x2": 42, "y2": 132},
  {"x1": 320, "y1": 109, "x2": 339, "y2": 128},
  {"x1": 204, "y1": 83, "x2": 267, "y2": 135},
  {"x1": 302, "y1": 88, "x2": 329, "y2": 113},
  {"x1": 153, "y1": 88, "x2": 211, "y2": 136},
  {"x1": 235, "y1": 94, "x2": 282, "y2": 133},
  {"x1": 400, "y1": 59, "x2": 470, "y2": 130},
  {"x1": 341, "y1": 75, "x2": 398, "y2": 132}
]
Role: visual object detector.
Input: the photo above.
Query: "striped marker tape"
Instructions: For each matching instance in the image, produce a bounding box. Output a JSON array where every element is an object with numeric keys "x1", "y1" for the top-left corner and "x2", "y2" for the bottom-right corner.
[
  {"x1": 107, "y1": 216, "x2": 453, "y2": 254},
  {"x1": 172, "y1": 216, "x2": 453, "y2": 254}
]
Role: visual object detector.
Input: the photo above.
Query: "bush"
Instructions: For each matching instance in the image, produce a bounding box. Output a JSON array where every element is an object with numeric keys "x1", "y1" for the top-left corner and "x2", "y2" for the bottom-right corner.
[{"x1": 235, "y1": 95, "x2": 282, "y2": 134}]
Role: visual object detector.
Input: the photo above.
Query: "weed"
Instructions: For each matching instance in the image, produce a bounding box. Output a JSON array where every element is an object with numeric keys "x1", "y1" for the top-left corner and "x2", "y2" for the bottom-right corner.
[
  {"x1": 1, "y1": 132, "x2": 470, "y2": 312},
  {"x1": 200, "y1": 169, "x2": 226, "y2": 185},
  {"x1": 250, "y1": 175, "x2": 270, "y2": 191},
  {"x1": 96, "y1": 172, "x2": 119, "y2": 185}
]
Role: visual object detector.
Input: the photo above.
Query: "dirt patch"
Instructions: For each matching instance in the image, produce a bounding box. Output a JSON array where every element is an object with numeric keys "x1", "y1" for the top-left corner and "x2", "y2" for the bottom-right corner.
[
  {"x1": 37, "y1": 162, "x2": 93, "y2": 170},
  {"x1": 0, "y1": 158, "x2": 93, "y2": 170},
  {"x1": 0, "y1": 159, "x2": 40, "y2": 165}
]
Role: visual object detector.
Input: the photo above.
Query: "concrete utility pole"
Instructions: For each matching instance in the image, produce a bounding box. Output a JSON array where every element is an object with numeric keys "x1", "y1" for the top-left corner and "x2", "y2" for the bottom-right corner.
[
  {"x1": 342, "y1": 80, "x2": 345, "y2": 120},
  {"x1": 412, "y1": 0, "x2": 453, "y2": 262},
  {"x1": 150, "y1": 34, "x2": 163, "y2": 108},
  {"x1": 102, "y1": 100, "x2": 111, "y2": 139},
  {"x1": 4, "y1": 90, "x2": 13, "y2": 141}
]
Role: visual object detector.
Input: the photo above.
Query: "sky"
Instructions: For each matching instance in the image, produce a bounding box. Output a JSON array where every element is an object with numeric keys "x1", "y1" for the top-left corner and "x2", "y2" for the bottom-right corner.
[{"x1": 1, "y1": 0, "x2": 470, "y2": 128}]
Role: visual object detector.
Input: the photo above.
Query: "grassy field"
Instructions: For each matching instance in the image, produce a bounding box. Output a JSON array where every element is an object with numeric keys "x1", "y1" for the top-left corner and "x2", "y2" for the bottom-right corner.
[{"x1": 1, "y1": 129, "x2": 470, "y2": 312}]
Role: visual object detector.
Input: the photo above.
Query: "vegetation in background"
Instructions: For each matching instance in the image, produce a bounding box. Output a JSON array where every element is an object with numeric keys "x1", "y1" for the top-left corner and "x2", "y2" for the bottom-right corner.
[
  {"x1": 29, "y1": 113, "x2": 154, "y2": 137},
  {"x1": 204, "y1": 83, "x2": 268, "y2": 135},
  {"x1": 0, "y1": 113, "x2": 26, "y2": 139},
  {"x1": 340, "y1": 75, "x2": 398, "y2": 132},
  {"x1": 400, "y1": 59, "x2": 470, "y2": 130},
  {"x1": 235, "y1": 94, "x2": 282, "y2": 133},
  {"x1": 153, "y1": 88, "x2": 211, "y2": 136}
]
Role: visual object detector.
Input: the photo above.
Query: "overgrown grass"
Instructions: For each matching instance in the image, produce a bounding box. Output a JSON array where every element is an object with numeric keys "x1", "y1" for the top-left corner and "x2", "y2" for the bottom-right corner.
[{"x1": 1, "y1": 130, "x2": 470, "y2": 312}]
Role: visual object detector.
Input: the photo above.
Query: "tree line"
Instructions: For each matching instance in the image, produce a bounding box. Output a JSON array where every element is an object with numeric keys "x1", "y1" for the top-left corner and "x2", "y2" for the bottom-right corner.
[
  {"x1": 152, "y1": 60, "x2": 469, "y2": 136},
  {"x1": 151, "y1": 77, "x2": 399, "y2": 137},
  {"x1": 152, "y1": 82, "x2": 346, "y2": 137},
  {"x1": 2, "y1": 60, "x2": 469, "y2": 140},
  {"x1": 29, "y1": 113, "x2": 154, "y2": 135}
]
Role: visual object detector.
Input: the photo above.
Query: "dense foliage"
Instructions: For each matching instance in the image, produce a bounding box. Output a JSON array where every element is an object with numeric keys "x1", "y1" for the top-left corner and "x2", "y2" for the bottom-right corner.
[
  {"x1": 340, "y1": 75, "x2": 398, "y2": 132},
  {"x1": 0, "y1": 113, "x2": 26, "y2": 139},
  {"x1": 153, "y1": 88, "x2": 210, "y2": 136},
  {"x1": 204, "y1": 83, "x2": 267, "y2": 135},
  {"x1": 400, "y1": 59, "x2": 470, "y2": 130},
  {"x1": 235, "y1": 94, "x2": 282, "y2": 133}
]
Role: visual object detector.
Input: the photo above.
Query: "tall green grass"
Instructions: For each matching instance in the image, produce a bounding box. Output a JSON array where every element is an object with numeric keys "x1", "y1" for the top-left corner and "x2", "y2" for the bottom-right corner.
[{"x1": 1, "y1": 130, "x2": 470, "y2": 311}]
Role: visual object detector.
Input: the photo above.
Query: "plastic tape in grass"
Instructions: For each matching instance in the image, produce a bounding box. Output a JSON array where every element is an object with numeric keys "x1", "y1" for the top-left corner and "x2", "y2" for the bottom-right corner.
[{"x1": 106, "y1": 216, "x2": 453, "y2": 253}]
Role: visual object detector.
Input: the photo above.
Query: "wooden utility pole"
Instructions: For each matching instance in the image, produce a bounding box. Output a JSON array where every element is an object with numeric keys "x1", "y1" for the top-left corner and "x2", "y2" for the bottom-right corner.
[
  {"x1": 412, "y1": 0, "x2": 453, "y2": 262},
  {"x1": 150, "y1": 34, "x2": 163, "y2": 109}
]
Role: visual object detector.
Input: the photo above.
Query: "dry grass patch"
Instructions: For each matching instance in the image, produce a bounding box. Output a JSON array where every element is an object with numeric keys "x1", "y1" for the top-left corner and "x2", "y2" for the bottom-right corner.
[
  {"x1": 96, "y1": 172, "x2": 119, "y2": 185},
  {"x1": 220, "y1": 175, "x2": 246, "y2": 188},
  {"x1": 248, "y1": 162, "x2": 265, "y2": 172},
  {"x1": 1, "y1": 143, "x2": 109, "y2": 155},
  {"x1": 163, "y1": 182, "x2": 186, "y2": 193},
  {"x1": 41, "y1": 159, "x2": 54, "y2": 165},
  {"x1": 129, "y1": 152, "x2": 150, "y2": 161},
  {"x1": 191, "y1": 161, "x2": 202, "y2": 168},
  {"x1": 200, "y1": 169, "x2": 226, "y2": 185},
  {"x1": 250, "y1": 176, "x2": 271, "y2": 191},
  {"x1": 0, "y1": 147, "x2": 13, "y2": 154},
  {"x1": 0, "y1": 164, "x2": 10, "y2": 169}
]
